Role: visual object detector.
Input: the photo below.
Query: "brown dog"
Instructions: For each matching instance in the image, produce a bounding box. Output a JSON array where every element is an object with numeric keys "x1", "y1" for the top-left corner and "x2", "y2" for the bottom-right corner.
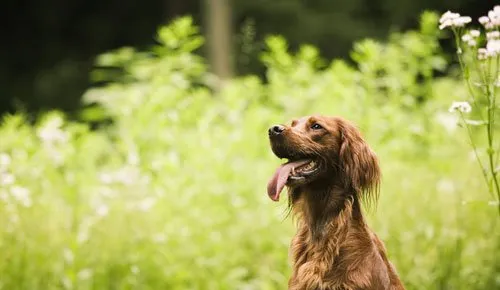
[{"x1": 267, "y1": 115, "x2": 404, "y2": 290}]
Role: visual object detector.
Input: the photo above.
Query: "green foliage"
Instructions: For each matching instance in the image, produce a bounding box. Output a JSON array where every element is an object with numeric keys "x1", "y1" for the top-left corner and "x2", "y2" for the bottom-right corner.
[
  {"x1": 0, "y1": 14, "x2": 499, "y2": 290},
  {"x1": 438, "y1": 6, "x2": 500, "y2": 215}
]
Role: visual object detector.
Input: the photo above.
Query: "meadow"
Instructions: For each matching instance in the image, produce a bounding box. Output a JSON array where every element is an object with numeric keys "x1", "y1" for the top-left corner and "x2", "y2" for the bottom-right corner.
[{"x1": 0, "y1": 12, "x2": 499, "y2": 290}]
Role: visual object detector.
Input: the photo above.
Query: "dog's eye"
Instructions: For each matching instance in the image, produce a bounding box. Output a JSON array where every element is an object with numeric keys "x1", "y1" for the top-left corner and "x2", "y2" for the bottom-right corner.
[{"x1": 311, "y1": 123, "x2": 323, "y2": 130}]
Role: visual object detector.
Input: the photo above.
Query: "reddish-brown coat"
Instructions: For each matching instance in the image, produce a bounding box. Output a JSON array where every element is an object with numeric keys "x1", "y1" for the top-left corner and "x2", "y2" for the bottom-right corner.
[{"x1": 269, "y1": 116, "x2": 405, "y2": 290}]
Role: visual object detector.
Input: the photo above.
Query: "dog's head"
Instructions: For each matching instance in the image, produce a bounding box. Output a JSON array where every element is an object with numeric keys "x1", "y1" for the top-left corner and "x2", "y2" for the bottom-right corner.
[{"x1": 267, "y1": 115, "x2": 380, "y2": 203}]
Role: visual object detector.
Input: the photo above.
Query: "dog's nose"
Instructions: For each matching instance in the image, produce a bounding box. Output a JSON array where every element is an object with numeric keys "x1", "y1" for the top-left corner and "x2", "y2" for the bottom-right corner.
[{"x1": 268, "y1": 125, "x2": 285, "y2": 136}]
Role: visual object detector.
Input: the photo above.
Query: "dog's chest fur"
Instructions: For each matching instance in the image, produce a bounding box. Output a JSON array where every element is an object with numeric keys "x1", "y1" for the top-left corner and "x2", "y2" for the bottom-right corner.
[{"x1": 287, "y1": 200, "x2": 391, "y2": 290}]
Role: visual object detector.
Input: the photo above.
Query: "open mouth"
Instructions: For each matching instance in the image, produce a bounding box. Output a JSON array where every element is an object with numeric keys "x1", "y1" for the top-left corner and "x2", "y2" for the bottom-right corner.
[
  {"x1": 266, "y1": 158, "x2": 320, "y2": 202},
  {"x1": 288, "y1": 159, "x2": 319, "y2": 181}
]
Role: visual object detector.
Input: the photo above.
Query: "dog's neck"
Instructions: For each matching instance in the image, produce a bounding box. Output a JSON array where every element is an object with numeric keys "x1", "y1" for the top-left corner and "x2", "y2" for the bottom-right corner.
[{"x1": 291, "y1": 183, "x2": 365, "y2": 242}]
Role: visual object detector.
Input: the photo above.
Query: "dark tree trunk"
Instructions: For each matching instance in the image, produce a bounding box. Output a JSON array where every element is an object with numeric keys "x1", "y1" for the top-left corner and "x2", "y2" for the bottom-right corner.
[{"x1": 204, "y1": 0, "x2": 233, "y2": 85}]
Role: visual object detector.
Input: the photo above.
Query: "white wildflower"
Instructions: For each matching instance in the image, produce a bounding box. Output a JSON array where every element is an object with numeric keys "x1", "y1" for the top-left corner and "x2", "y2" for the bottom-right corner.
[
  {"x1": 114, "y1": 167, "x2": 138, "y2": 185},
  {"x1": 61, "y1": 277, "x2": 72, "y2": 290},
  {"x1": 38, "y1": 127, "x2": 67, "y2": 143},
  {"x1": 461, "y1": 34, "x2": 472, "y2": 42},
  {"x1": 8, "y1": 214, "x2": 19, "y2": 226},
  {"x1": 99, "y1": 172, "x2": 113, "y2": 184},
  {"x1": 436, "y1": 112, "x2": 459, "y2": 133},
  {"x1": 137, "y1": 197, "x2": 156, "y2": 212},
  {"x1": 152, "y1": 233, "x2": 167, "y2": 243},
  {"x1": 0, "y1": 173, "x2": 15, "y2": 185},
  {"x1": 478, "y1": 48, "x2": 489, "y2": 60},
  {"x1": 127, "y1": 152, "x2": 140, "y2": 166},
  {"x1": 0, "y1": 153, "x2": 11, "y2": 168},
  {"x1": 449, "y1": 101, "x2": 472, "y2": 114},
  {"x1": 439, "y1": 11, "x2": 472, "y2": 29},
  {"x1": 476, "y1": 43, "x2": 499, "y2": 60},
  {"x1": 439, "y1": 10, "x2": 472, "y2": 29},
  {"x1": 63, "y1": 248, "x2": 74, "y2": 265},
  {"x1": 461, "y1": 33, "x2": 477, "y2": 47},
  {"x1": 42, "y1": 147, "x2": 65, "y2": 165},
  {"x1": 99, "y1": 166, "x2": 139, "y2": 185},
  {"x1": 489, "y1": 10, "x2": 497, "y2": 20},
  {"x1": 440, "y1": 15, "x2": 471, "y2": 29},
  {"x1": 486, "y1": 39, "x2": 500, "y2": 56},
  {"x1": 485, "y1": 6, "x2": 500, "y2": 28},
  {"x1": 486, "y1": 31, "x2": 500, "y2": 40},
  {"x1": 37, "y1": 116, "x2": 68, "y2": 144},
  {"x1": 453, "y1": 16, "x2": 472, "y2": 27},
  {"x1": 440, "y1": 11, "x2": 460, "y2": 24},
  {"x1": 95, "y1": 204, "x2": 109, "y2": 217},
  {"x1": 479, "y1": 16, "x2": 490, "y2": 25},
  {"x1": 97, "y1": 186, "x2": 116, "y2": 198},
  {"x1": 77, "y1": 269, "x2": 93, "y2": 281},
  {"x1": 436, "y1": 179, "x2": 456, "y2": 194},
  {"x1": 130, "y1": 265, "x2": 140, "y2": 275},
  {"x1": 439, "y1": 18, "x2": 454, "y2": 30},
  {"x1": 439, "y1": 11, "x2": 460, "y2": 30},
  {"x1": 76, "y1": 230, "x2": 89, "y2": 245},
  {"x1": 409, "y1": 124, "x2": 424, "y2": 134},
  {"x1": 76, "y1": 219, "x2": 94, "y2": 245},
  {"x1": 466, "y1": 39, "x2": 477, "y2": 47},
  {"x1": 10, "y1": 186, "x2": 32, "y2": 207},
  {"x1": 470, "y1": 30, "x2": 480, "y2": 37}
]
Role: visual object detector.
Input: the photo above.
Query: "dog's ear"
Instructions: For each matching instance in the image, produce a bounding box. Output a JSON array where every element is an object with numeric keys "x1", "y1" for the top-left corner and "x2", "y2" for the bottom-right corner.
[{"x1": 337, "y1": 118, "x2": 380, "y2": 204}]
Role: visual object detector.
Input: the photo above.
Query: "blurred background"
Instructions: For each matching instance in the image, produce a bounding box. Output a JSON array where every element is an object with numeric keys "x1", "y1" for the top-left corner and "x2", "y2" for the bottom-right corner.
[
  {"x1": 0, "y1": 0, "x2": 494, "y2": 115},
  {"x1": 0, "y1": 0, "x2": 499, "y2": 289}
]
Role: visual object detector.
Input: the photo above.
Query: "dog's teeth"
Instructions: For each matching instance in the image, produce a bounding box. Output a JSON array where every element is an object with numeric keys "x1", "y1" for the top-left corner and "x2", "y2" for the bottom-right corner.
[
  {"x1": 292, "y1": 167, "x2": 296, "y2": 175},
  {"x1": 310, "y1": 161, "x2": 316, "y2": 167}
]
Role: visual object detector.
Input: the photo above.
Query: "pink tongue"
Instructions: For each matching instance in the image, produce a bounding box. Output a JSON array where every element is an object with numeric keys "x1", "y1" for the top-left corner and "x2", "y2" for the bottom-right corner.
[{"x1": 267, "y1": 160, "x2": 311, "y2": 201}]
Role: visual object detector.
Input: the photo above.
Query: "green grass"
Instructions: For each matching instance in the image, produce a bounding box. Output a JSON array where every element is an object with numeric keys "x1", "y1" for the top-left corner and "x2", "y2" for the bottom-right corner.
[{"x1": 0, "y1": 14, "x2": 499, "y2": 290}]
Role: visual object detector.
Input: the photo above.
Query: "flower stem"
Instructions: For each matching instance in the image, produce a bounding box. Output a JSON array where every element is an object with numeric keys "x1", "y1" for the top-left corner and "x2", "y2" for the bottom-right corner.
[
  {"x1": 460, "y1": 112, "x2": 491, "y2": 198},
  {"x1": 453, "y1": 29, "x2": 486, "y2": 122},
  {"x1": 485, "y1": 70, "x2": 500, "y2": 215}
]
